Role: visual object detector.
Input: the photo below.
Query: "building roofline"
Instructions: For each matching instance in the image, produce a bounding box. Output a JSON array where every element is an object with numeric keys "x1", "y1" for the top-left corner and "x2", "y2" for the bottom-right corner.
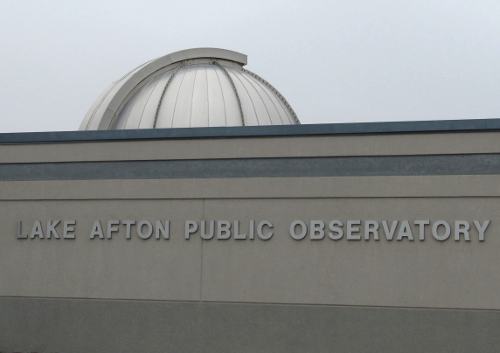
[{"x1": 1, "y1": 118, "x2": 500, "y2": 144}]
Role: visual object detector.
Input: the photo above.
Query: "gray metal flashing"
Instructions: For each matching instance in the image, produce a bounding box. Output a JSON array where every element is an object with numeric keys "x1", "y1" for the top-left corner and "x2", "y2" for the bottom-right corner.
[
  {"x1": 1, "y1": 154, "x2": 500, "y2": 181},
  {"x1": 165, "y1": 48, "x2": 248, "y2": 66},
  {"x1": 1, "y1": 118, "x2": 500, "y2": 144}
]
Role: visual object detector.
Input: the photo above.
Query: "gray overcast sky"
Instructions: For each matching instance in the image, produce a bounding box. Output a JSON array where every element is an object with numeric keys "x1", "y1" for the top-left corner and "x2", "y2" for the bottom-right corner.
[{"x1": 0, "y1": 0, "x2": 499, "y2": 132}]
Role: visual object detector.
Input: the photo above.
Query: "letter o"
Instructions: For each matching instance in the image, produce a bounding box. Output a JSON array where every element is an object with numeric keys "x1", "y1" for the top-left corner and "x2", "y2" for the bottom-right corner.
[
  {"x1": 289, "y1": 220, "x2": 307, "y2": 241},
  {"x1": 432, "y1": 220, "x2": 451, "y2": 241},
  {"x1": 137, "y1": 220, "x2": 153, "y2": 240}
]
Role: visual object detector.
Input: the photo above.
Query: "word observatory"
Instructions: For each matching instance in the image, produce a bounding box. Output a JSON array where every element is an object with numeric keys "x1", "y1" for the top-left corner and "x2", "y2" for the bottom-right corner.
[{"x1": 15, "y1": 218, "x2": 491, "y2": 242}]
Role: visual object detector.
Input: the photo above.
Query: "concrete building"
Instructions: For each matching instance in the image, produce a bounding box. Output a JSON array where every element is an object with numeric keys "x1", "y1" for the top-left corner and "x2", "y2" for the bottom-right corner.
[{"x1": 1, "y1": 48, "x2": 500, "y2": 353}]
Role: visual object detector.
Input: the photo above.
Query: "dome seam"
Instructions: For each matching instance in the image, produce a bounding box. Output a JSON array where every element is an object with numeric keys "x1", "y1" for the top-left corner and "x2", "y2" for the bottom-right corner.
[
  {"x1": 245, "y1": 72, "x2": 286, "y2": 125},
  {"x1": 135, "y1": 79, "x2": 163, "y2": 129},
  {"x1": 170, "y1": 69, "x2": 188, "y2": 128},
  {"x1": 205, "y1": 68, "x2": 210, "y2": 127},
  {"x1": 188, "y1": 69, "x2": 199, "y2": 128},
  {"x1": 153, "y1": 65, "x2": 182, "y2": 128},
  {"x1": 213, "y1": 66, "x2": 228, "y2": 126},
  {"x1": 231, "y1": 70, "x2": 260, "y2": 125}
]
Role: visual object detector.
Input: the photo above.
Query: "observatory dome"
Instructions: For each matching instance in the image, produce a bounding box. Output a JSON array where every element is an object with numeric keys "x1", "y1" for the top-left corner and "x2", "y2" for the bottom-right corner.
[{"x1": 80, "y1": 48, "x2": 299, "y2": 130}]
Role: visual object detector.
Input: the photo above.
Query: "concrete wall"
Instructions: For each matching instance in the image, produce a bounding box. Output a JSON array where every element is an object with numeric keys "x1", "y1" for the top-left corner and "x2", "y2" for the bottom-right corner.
[{"x1": 1, "y1": 123, "x2": 499, "y2": 352}]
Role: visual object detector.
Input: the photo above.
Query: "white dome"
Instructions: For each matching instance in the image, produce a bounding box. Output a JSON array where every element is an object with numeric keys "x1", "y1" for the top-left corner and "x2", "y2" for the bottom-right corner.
[{"x1": 80, "y1": 48, "x2": 299, "y2": 130}]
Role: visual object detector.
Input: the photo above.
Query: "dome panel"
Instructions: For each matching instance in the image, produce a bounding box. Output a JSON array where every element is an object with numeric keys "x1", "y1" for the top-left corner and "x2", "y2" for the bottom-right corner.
[
  {"x1": 248, "y1": 74, "x2": 287, "y2": 124},
  {"x1": 213, "y1": 65, "x2": 243, "y2": 126},
  {"x1": 81, "y1": 48, "x2": 299, "y2": 130},
  {"x1": 227, "y1": 69, "x2": 258, "y2": 126},
  {"x1": 241, "y1": 71, "x2": 276, "y2": 125},
  {"x1": 136, "y1": 74, "x2": 171, "y2": 128},
  {"x1": 244, "y1": 72, "x2": 285, "y2": 124},
  {"x1": 190, "y1": 66, "x2": 210, "y2": 127},
  {"x1": 122, "y1": 79, "x2": 158, "y2": 129},
  {"x1": 83, "y1": 84, "x2": 117, "y2": 130},
  {"x1": 206, "y1": 68, "x2": 226, "y2": 127},
  {"x1": 172, "y1": 67, "x2": 197, "y2": 128},
  {"x1": 156, "y1": 69, "x2": 186, "y2": 128}
]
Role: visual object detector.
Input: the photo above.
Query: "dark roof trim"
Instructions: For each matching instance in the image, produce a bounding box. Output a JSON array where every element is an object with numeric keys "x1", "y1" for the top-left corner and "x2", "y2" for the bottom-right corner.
[{"x1": 1, "y1": 118, "x2": 500, "y2": 144}]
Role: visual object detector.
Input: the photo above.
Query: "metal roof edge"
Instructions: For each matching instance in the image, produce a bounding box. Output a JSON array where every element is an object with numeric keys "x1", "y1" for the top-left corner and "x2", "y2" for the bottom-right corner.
[{"x1": 1, "y1": 118, "x2": 500, "y2": 144}]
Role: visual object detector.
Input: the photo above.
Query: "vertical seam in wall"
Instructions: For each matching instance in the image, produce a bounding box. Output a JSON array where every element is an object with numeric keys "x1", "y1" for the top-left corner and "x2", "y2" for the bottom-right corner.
[{"x1": 199, "y1": 198, "x2": 205, "y2": 301}]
